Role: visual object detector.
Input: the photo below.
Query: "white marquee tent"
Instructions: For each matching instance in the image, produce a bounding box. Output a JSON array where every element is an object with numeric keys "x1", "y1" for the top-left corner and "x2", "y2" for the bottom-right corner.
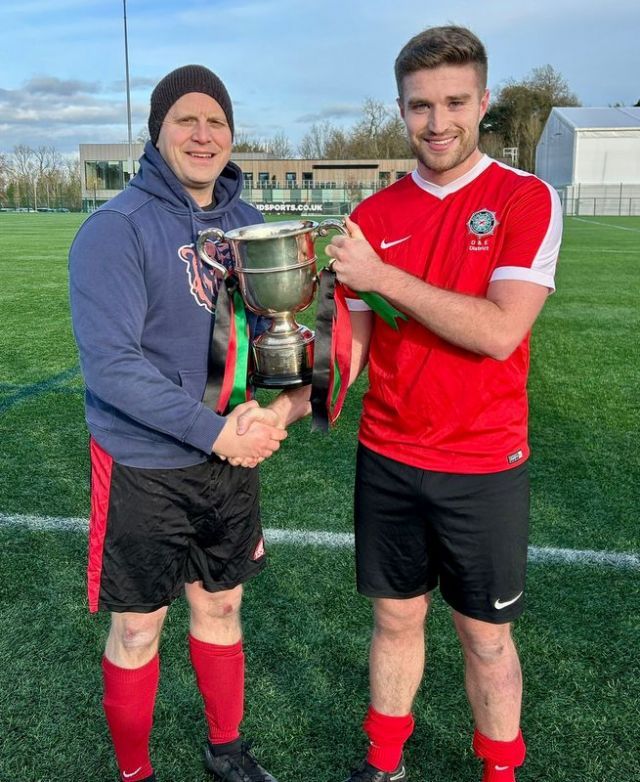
[{"x1": 535, "y1": 107, "x2": 640, "y2": 215}]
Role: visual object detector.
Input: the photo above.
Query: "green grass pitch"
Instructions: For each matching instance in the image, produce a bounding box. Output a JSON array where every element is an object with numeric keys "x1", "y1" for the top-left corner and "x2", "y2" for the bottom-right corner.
[{"x1": 0, "y1": 212, "x2": 638, "y2": 781}]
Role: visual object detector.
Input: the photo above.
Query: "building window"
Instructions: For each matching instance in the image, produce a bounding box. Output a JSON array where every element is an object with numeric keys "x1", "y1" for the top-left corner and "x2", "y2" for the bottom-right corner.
[
  {"x1": 123, "y1": 159, "x2": 138, "y2": 185},
  {"x1": 286, "y1": 172, "x2": 297, "y2": 186},
  {"x1": 243, "y1": 172, "x2": 254, "y2": 185},
  {"x1": 395, "y1": 171, "x2": 407, "y2": 180},
  {"x1": 85, "y1": 160, "x2": 125, "y2": 190},
  {"x1": 302, "y1": 172, "x2": 313, "y2": 187},
  {"x1": 378, "y1": 171, "x2": 391, "y2": 186},
  {"x1": 258, "y1": 172, "x2": 269, "y2": 187}
]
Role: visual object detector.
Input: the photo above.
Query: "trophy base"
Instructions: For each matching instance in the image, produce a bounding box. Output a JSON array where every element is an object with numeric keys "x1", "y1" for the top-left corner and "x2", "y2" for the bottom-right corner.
[{"x1": 250, "y1": 370, "x2": 312, "y2": 389}]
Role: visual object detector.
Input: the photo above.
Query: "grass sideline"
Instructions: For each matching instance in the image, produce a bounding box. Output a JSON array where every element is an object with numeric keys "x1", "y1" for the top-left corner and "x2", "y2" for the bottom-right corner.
[{"x1": 0, "y1": 212, "x2": 638, "y2": 782}]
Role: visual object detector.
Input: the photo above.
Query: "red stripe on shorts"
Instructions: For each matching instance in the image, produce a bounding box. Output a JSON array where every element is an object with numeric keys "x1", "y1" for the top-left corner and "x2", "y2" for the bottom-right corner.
[{"x1": 87, "y1": 438, "x2": 114, "y2": 613}]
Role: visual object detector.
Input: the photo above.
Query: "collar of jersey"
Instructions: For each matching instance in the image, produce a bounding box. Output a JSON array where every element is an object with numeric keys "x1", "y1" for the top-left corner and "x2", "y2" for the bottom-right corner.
[{"x1": 411, "y1": 154, "x2": 493, "y2": 200}]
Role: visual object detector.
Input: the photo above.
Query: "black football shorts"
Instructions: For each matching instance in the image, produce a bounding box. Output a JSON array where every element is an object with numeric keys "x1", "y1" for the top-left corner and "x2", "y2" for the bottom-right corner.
[
  {"x1": 354, "y1": 444, "x2": 529, "y2": 623},
  {"x1": 88, "y1": 438, "x2": 266, "y2": 613}
]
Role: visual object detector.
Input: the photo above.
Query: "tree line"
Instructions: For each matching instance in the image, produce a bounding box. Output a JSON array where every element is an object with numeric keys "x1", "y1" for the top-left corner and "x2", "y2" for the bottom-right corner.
[{"x1": 0, "y1": 145, "x2": 82, "y2": 211}]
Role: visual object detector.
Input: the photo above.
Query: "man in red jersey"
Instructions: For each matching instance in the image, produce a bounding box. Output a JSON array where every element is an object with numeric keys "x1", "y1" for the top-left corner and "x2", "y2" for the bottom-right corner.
[{"x1": 323, "y1": 25, "x2": 563, "y2": 782}]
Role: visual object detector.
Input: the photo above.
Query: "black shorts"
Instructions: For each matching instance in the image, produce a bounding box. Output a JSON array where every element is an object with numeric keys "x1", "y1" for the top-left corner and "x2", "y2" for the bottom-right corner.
[
  {"x1": 354, "y1": 444, "x2": 529, "y2": 623},
  {"x1": 88, "y1": 439, "x2": 266, "y2": 613}
]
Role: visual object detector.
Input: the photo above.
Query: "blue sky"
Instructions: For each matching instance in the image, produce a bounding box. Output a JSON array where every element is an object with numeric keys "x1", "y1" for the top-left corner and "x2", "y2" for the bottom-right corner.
[{"x1": 1, "y1": 0, "x2": 638, "y2": 155}]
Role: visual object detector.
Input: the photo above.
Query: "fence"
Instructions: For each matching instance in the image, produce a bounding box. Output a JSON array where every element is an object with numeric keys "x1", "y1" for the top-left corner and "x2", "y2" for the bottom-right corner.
[
  {"x1": 80, "y1": 180, "x2": 640, "y2": 217},
  {"x1": 558, "y1": 184, "x2": 640, "y2": 216}
]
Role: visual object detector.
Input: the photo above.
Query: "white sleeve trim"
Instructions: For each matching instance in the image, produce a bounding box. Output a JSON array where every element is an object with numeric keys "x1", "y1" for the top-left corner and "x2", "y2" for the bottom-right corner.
[
  {"x1": 346, "y1": 297, "x2": 371, "y2": 311},
  {"x1": 490, "y1": 265, "x2": 556, "y2": 291},
  {"x1": 491, "y1": 181, "x2": 562, "y2": 293}
]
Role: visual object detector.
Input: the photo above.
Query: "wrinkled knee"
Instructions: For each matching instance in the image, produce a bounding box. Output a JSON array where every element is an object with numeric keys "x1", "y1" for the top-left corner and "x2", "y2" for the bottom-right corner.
[
  {"x1": 187, "y1": 584, "x2": 243, "y2": 624},
  {"x1": 464, "y1": 636, "x2": 508, "y2": 664},
  {"x1": 116, "y1": 621, "x2": 161, "y2": 651},
  {"x1": 105, "y1": 607, "x2": 166, "y2": 667},
  {"x1": 373, "y1": 596, "x2": 428, "y2": 639},
  {"x1": 457, "y1": 619, "x2": 513, "y2": 665}
]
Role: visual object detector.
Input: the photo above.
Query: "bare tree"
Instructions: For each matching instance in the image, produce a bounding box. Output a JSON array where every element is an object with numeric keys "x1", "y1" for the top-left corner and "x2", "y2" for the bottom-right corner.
[
  {"x1": 298, "y1": 121, "x2": 336, "y2": 158},
  {"x1": 349, "y1": 99, "x2": 410, "y2": 159},
  {"x1": 350, "y1": 98, "x2": 390, "y2": 157},
  {"x1": 233, "y1": 133, "x2": 267, "y2": 153},
  {"x1": 34, "y1": 146, "x2": 62, "y2": 208},
  {"x1": 11, "y1": 145, "x2": 38, "y2": 209},
  {"x1": 12, "y1": 145, "x2": 36, "y2": 178},
  {"x1": 63, "y1": 157, "x2": 82, "y2": 211},
  {"x1": 266, "y1": 131, "x2": 293, "y2": 158},
  {"x1": 298, "y1": 100, "x2": 410, "y2": 160},
  {"x1": 324, "y1": 127, "x2": 351, "y2": 159},
  {"x1": 0, "y1": 153, "x2": 9, "y2": 206}
]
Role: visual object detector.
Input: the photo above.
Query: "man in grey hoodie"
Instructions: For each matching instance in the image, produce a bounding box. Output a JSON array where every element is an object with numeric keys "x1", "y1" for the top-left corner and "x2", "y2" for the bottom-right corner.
[{"x1": 69, "y1": 65, "x2": 290, "y2": 782}]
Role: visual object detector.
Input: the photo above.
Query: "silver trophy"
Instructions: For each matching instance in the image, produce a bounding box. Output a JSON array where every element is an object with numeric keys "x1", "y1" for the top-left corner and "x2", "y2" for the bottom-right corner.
[{"x1": 197, "y1": 218, "x2": 346, "y2": 388}]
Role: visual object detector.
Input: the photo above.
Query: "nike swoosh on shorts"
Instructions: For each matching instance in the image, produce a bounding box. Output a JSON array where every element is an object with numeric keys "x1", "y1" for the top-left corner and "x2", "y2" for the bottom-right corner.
[{"x1": 493, "y1": 592, "x2": 523, "y2": 610}]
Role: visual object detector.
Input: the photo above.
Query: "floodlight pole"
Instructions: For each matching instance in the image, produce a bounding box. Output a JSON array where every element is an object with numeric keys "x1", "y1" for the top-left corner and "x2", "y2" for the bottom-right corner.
[{"x1": 123, "y1": 0, "x2": 134, "y2": 185}]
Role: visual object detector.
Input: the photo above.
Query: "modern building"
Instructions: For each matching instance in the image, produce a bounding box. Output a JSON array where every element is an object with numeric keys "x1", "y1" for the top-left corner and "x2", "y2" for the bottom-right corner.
[
  {"x1": 535, "y1": 107, "x2": 640, "y2": 215},
  {"x1": 79, "y1": 143, "x2": 415, "y2": 214}
]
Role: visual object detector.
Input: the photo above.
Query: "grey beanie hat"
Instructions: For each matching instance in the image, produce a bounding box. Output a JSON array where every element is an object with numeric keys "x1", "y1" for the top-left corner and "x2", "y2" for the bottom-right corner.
[{"x1": 148, "y1": 64, "x2": 234, "y2": 145}]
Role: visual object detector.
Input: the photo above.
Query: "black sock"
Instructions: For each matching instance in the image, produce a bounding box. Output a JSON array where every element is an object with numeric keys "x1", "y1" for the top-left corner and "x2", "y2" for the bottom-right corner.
[{"x1": 209, "y1": 737, "x2": 243, "y2": 755}]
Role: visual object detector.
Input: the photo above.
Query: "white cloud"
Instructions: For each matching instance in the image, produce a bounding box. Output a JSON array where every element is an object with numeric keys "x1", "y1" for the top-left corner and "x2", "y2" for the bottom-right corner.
[{"x1": 296, "y1": 105, "x2": 363, "y2": 124}]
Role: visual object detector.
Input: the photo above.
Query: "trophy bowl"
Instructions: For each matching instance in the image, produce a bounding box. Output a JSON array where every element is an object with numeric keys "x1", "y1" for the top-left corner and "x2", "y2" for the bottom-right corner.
[{"x1": 197, "y1": 218, "x2": 345, "y2": 388}]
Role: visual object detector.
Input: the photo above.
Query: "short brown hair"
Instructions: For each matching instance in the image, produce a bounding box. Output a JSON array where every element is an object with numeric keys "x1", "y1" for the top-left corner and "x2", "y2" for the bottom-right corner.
[{"x1": 394, "y1": 26, "x2": 488, "y2": 97}]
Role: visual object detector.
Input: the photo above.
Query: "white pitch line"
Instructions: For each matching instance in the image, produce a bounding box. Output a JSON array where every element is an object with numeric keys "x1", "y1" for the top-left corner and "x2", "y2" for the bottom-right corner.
[
  {"x1": 571, "y1": 216, "x2": 640, "y2": 233},
  {"x1": 1, "y1": 513, "x2": 638, "y2": 570}
]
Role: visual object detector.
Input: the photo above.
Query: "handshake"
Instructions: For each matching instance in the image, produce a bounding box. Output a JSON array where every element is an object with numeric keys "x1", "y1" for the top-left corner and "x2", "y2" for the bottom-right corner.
[{"x1": 212, "y1": 386, "x2": 311, "y2": 468}]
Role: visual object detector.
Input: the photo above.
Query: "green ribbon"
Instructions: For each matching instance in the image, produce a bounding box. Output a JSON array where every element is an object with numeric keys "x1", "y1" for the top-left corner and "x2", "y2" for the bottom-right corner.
[
  {"x1": 229, "y1": 289, "x2": 250, "y2": 409},
  {"x1": 331, "y1": 357, "x2": 342, "y2": 409},
  {"x1": 358, "y1": 292, "x2": 408, "y2": 331}
]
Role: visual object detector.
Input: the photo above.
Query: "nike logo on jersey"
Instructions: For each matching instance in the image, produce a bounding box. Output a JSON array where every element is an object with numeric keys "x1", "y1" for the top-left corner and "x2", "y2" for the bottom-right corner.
[
  {"x1": 380, "y1": 235, "x2": 411, "y2": 249},
  {"x1": 494, "y1": 592, "x2": 523, "y2": 610},
  {"x1": 122, "y1": 768, "x2": 142, "y2": 779}
]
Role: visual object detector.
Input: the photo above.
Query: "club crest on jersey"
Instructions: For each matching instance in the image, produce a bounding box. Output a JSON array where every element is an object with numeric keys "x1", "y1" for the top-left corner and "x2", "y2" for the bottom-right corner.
[
  {"x1": 467, "y1": 209, "x2": 499, "y2": 237},
  {"x1": 178, "y1": 239, "x2": 234, "y2": 314}
]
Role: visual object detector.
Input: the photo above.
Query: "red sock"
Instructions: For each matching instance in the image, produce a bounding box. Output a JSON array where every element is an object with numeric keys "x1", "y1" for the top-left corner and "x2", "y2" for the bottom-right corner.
[
  {"x1": 363, "y1": 705, "x2": 415, "y2": 772},
  {"x1": 102, "y1": 655, "x2": 159, "y2": 782},
  {"x1": 189, "y1": 635, "x2": 244, "y2": 744},
  {"x1": 472, "y1": 729, "x2": 526, "y2": 782}
]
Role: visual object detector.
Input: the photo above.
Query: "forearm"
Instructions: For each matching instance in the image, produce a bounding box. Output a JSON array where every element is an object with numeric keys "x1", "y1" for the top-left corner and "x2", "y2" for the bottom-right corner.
[
  {"x1": 371, "y1": 265, "x2": 512, "y2": 359},
  {"x1": 349, "y1": 309, "x2": 373, "y2": 383},
  {"x1": 267, "y1": 385, "x2": 312, "y2": 426}
]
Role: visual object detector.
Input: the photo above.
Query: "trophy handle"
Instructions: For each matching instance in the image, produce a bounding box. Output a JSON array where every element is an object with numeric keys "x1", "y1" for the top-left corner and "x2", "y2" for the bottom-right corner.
[
  {"x1": 314, "y1": 218, "x2": 347, "y2": 271},
  {"x1": 196, "y1": 228, "x2": 229, "y2": 277},
  {"x1": 314, "y1": 218, "x2": 347, "y2": 239}
]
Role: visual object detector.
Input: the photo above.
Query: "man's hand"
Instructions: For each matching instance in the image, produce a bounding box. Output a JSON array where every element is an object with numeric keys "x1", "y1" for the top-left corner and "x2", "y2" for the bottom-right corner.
[
  {"x1": 212, "y1": 400, "x2": 287, "y2": 468},
  {"x1": 325, "y1": 216, "x2": 385, "y2": 293},
  {"x1": 235, "y1": 402, "x2": 285, "y2": 435}
]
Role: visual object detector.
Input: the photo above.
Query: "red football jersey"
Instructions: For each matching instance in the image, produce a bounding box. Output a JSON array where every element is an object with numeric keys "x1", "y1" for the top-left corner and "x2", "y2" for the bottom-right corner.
[{"x1": 351, "y1": 155, "x2": 562, "y2": 474}]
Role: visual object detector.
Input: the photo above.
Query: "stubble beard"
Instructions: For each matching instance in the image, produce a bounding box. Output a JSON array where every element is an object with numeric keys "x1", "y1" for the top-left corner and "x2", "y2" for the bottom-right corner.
[{"x1": 410, "y1": 129, "x2": 479, "y2": 176}]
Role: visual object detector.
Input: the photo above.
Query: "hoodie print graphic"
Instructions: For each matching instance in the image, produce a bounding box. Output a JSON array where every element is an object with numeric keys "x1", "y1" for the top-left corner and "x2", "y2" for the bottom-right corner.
[{"x1": 179, "y1": 238, "x2": 234, "y2": 313}]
